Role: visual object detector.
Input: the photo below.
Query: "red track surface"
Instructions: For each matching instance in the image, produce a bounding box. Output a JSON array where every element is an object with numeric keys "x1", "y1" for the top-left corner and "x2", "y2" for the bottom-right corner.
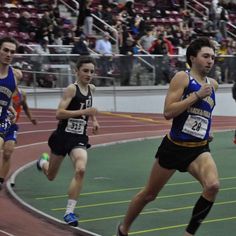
[{"x1": 0, "y1": 109, "x2": 235, "y2": 236}]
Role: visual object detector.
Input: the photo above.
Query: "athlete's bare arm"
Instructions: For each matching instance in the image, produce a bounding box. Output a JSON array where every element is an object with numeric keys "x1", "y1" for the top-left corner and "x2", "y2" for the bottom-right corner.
[
  {"x1": 56, "y1": 84, "x2": 98, "y2": 120},
  {"x1": 164, "y1": 71, "x2": 199, "y2": 120},
  {"x1": 13, "y1": 68, "x2": 23, "y2": 85},
  {"x1": 21, "y1": 91, "x2": 37, "y2": 125}
]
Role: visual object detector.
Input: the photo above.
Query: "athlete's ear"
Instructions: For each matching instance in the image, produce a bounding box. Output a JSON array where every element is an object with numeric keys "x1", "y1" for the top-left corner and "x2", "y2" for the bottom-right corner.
[
  {"x1": 74, "y1": 68, "x2": 80, "y2": 76},
  {"x1": 190, "y1": 55, "x2": 195, "y2": 64}
]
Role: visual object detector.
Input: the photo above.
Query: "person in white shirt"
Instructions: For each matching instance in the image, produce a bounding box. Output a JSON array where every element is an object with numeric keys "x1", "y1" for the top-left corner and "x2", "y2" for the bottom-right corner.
[{"x1": 95, "y1": 32, "x2": 113, "y2": 84}]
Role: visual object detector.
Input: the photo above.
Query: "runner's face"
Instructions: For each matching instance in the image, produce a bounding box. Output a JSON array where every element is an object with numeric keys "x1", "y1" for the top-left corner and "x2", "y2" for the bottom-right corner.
[
  {"x1": 0, "y1": 42, "x2": 16, "y2": 65},
  {"x1": 192, "y1": 47, "x2": 215, "y2": 75},
  {"x1": 77, "y1": 63, "x2": 95, "y2": 84}
]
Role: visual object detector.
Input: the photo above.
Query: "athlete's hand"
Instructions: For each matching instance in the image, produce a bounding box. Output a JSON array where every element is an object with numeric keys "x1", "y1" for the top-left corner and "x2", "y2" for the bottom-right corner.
[
  {"x1": 31, "y1": 118, "x2": 37, "y2": 125},
  {"x1": 92, "y1": 120, "x2": 100, "y2": 135},
  {"x1": 7, "y1": 110, "x2": 16, "y2": 124},
  {"x1": 83, "y1": 107, "x2": 98, "y2": 116},
  {"x1": 197, "y1": 83, "x2": 212, "y2": 99}
]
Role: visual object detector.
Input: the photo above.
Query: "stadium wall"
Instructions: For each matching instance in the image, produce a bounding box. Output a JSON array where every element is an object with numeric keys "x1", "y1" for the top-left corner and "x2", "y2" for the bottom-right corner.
[{"x1": 24, "y1": 84, "x2": 236, "y2": 116}]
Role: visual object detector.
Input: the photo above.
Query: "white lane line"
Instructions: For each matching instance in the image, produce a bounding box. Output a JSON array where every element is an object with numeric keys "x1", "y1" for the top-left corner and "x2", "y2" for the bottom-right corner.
[{"x1": 0, "y1": 230, "x2": 16, "y2": 236}]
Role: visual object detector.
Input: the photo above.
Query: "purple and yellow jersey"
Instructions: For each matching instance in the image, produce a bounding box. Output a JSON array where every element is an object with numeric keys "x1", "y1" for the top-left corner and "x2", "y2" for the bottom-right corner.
[
  {"x1": 169, "y1": 73, "x2": 215, "y2": 142},
  {"x1": 0, "y1": 66, "x2": 16, "y2": 120}
]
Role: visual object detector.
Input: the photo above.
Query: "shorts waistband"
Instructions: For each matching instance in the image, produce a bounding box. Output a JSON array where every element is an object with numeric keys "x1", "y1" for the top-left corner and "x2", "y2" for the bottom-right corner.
[{"x1": 167, "y1": 134, "x2": 208, "y2": 147}]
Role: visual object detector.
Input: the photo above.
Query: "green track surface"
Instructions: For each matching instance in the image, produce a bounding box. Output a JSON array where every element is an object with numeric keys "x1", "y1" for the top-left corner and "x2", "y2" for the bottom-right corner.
[{"x1": 14, "y1": 131, "x2": 236, "y2": 236}]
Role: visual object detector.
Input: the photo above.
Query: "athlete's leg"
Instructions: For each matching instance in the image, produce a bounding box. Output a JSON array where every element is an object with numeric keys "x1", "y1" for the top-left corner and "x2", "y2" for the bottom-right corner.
[
  {"x1": 119, "y1": 159, "x2": 176, "y2": 235},
  {"x1": 67, "y1": 148, "x2": 88, "y2": 200},
  {"x1": 42, "y1": 152, "x2": 64, "y2": 181},
  {"x1": 184, "y1": 152, "x2": 220, "y2": 236},
  {"x1": 63, "y1": 148, "x2": 87, "y2": 222},
  {"x1": 0, "y1": 140, "x2": 15, "y2": 180},
  {"x1": 0, "y1": 136, "x2": 6, "y2": 188}
]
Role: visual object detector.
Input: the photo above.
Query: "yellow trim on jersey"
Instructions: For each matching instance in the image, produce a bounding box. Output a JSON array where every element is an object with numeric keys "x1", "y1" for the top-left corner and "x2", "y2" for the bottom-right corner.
[{"x1": 167, "y1": 134, "x2": 208, "y2": 147}]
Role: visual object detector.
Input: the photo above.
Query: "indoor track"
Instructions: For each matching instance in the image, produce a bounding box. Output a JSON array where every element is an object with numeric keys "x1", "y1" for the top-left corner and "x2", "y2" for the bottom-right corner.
[{"x1": 0, "y1": 109, "x2": 236, "y2": 236}]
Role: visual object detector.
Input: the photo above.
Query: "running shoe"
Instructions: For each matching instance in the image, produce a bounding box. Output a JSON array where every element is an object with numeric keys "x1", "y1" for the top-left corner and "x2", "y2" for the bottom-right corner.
[
  {"x1": 63, "y1": 212, "x2": 78, "y2": 227},
  {"x1": 36, "y1": 152, "x2": 49, "y2": 171},
  {"x1": 116, "y1": 223, "x2": 128, "y2": 236}
]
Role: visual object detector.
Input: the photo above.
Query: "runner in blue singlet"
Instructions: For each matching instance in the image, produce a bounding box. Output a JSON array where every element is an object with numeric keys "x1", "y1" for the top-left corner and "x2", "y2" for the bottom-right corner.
[{"x1": 117, "y1": 37, "x2": 219, "y2": 236}]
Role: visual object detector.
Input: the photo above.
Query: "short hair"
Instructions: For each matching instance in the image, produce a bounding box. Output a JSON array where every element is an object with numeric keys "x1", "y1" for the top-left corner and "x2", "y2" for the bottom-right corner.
[
  {"x1": 76, "y1": 56, "x2": 96, "y2": 69},
  {"x1": 0, "y1": 36, "x2": 19, "y2": 49},
  {"x1": 186, "y1": 37, "x2": 215, "y2": 67}
]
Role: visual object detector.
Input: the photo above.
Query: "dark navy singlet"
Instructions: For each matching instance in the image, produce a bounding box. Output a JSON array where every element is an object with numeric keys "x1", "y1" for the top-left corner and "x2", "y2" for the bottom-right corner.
[
  {"x1": 57, "y1": 83, "x2": 92, "y2": 136},
  {"x1": 170, "y1": 73, "x2": 215, "y2": 142},
  {"x1": 0, "y1": 67, "x2": 16, "y2": 120}
]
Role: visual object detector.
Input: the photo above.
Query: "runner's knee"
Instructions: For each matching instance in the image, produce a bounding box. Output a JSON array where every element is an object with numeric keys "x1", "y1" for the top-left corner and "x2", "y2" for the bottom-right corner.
[
  {"x1": 3, "y1": 149, "x2": 13, "y2": 160},
  {"x1": 75, "y1": 167, "x2": 86, "y2": 179},
  {"x1": 47, "y1": 173, "x2": 57, "y2": 181},
  {"x1": 204, "y1": 181, "x2": 220, "y2": 195}
]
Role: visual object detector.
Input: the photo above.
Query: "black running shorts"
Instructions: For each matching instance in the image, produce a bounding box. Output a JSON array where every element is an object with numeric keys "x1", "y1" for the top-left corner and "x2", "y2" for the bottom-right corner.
[
  {"x1": 48, "y1": 130, "x2": 90, "y2": 156},
  {"x1": 155, "y1": 135, "x2": 210, "y2": 172}
]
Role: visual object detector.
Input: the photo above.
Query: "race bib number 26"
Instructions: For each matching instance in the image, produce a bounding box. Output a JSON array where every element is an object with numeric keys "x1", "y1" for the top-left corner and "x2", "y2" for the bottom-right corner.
[{"x1": 182, "y1": 115, "x2": 208, "y2": 139}]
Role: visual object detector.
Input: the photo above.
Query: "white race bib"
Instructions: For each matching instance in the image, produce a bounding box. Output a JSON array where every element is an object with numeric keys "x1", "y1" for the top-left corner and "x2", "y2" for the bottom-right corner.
[
  {"x1": 182, "y1": 115, "x2": 208, "y2": 139},
  {"x1": 65, "y1": 118, "x2": 86, "y2": 134}
]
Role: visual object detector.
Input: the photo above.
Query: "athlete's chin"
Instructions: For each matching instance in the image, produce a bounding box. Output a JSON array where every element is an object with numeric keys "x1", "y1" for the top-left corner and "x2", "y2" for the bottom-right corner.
[
  {"x1": 3, "y1": 60, "x2": 11, "y2": 65},
  {"x1": 204, "y1": 68, "x2": 212, "y2": 74}
]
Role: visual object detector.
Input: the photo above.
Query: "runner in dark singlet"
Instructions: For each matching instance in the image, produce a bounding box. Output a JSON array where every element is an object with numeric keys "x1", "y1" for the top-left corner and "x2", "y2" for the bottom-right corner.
[{"x1": 36, "y1": 56, "x2": 100, "y2": 227}]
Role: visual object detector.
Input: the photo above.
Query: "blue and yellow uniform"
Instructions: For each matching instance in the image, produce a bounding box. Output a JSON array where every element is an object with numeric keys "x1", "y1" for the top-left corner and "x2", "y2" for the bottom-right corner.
[
  {"x1": 0, "y1": 67, "x2": 16, "y2": 138},
  {"x1": 169, "y1": 73, "x2": 215, "y2": 145},
  {"x1": 156, "y1": 73, "x2": 215, "y2": 172},
  {"x1": 4, "y1": 88, "x2": 23, "y2": 142}
]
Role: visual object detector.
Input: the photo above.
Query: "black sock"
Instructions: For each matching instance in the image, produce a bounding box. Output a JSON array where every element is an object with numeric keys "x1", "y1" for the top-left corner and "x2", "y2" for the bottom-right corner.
[
  {"x1": 0, "y1": 178, "x2": 4, "y2": 184},
  {"x1": 186, "y1": 196, "x2": 214, "y2": 234}
]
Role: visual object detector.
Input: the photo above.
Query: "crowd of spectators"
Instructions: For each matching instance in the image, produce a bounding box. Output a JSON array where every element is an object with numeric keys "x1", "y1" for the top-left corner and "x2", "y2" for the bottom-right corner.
[{"x1": 0, "y1": 0, "x2": 236, "y2": 86}]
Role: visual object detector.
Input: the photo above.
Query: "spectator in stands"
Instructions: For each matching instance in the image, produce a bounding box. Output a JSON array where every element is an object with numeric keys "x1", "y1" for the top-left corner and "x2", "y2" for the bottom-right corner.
[
  {"x1": 18, "y1": 11, "x2": 34, "y2": 34},
  {"x1": 149, "y1": 35, "x2": 172, "y2": 85},
  {"x1": 119, "y1": 32, "x2": 137, "y2": 86},
  {"x1": 93, "y1": 4, "x2": 105, "y2": 32},
  {"x1": 216, "y1": 39, "x2": 230, "y2": 83},
  {"x1": 176, "y1": 41, "x2": 188, "y2": 71},
  {"x1": 76, "y1": 0, "x2": 93, "y2": 36},
  {"x1": 209, "y1": 0, "x2": 218, "y2": 30},
  {"x1": 53, "y1": 31, "x2": 69, "y2": 54},
  {"x1": 95, "y1": 31, "x2": 113, "y2": 85},
  {"x1": 219, "y1": 5, "x2": 229, "y2": 39},
  {"x1": 137, "y1": 27, "x2": 156, "y2": 53},
  {"x1": 103, "y1": 6, "x2": 115, "y2": 27},
  {"x1": 228, "y1": 39, "x2": 236, "y2": 83},
  {"x1": 71, "y1": 33, "x2": 90, "y2": 55},
  {"x1": 129, "y1": 15, "x2": 146, "y2": 38},
  {"x1": 101, "y1": 0, "x2": 119, "y2": 8},
  {"x1": 32, "y1": 37, "x2": 51, "y2": 87}
]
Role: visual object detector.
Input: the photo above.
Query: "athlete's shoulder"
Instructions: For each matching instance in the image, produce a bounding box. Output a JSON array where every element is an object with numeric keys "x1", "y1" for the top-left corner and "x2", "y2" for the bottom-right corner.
[
  {"x1": 208, "y1": 77, "x2": 218, "y2": 91},
  {"x1": 67, "y1": 83, "x2": 77, "y2": 90},
  {"x1": 170, "y1": 71, "x2": 189, "y2": 87},
  {"x1": 12, "y1": 68, "x2": 23, "y2": 82},
  {"x1": 63, "y1": 83, "x2": 77, "y2": 97},
  {"x1": 89, "y1": 83, "x2": 96, "y2": 92}
]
